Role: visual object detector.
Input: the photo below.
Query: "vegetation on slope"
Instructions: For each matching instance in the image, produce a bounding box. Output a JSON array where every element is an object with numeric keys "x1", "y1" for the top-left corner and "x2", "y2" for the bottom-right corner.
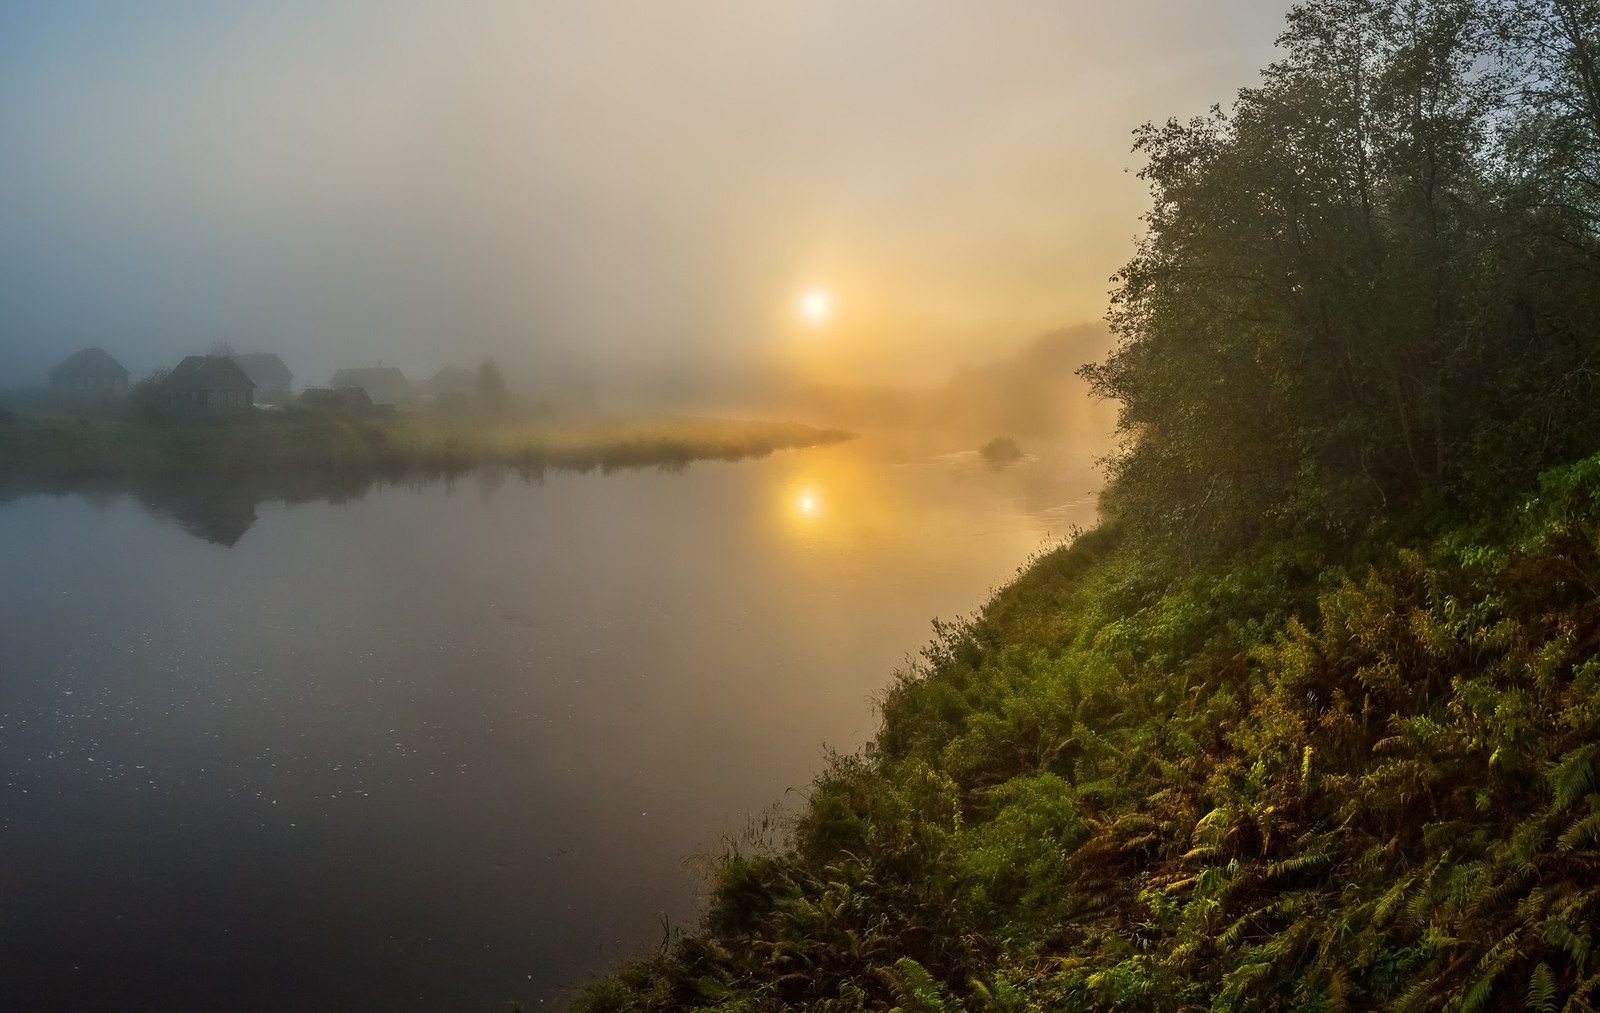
[
  {"x1": 577, "y1": 0, "x2": 1600, "y2": 1009},
  {"x1": 581, "y1": 451, "x2": 1600, "y2": 1012}
]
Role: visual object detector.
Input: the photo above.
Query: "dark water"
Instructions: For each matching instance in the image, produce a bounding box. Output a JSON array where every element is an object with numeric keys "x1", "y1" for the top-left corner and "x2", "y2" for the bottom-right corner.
[{"x1": 0, "y1": 436, "x2": 1099, "y2": 1011}]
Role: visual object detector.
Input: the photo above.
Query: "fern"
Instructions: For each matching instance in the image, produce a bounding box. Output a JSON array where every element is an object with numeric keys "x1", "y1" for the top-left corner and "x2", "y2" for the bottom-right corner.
[
  {"x1": 1548, "y1": 744, "x2": 1600, "y2": 811},
  {"x1": 1388, "y1": 976, "x2": 1436, "y2": 1013},
  {"x1": 888, "y1": 957, "x2": 953, "y2": 1013},
  {"x1": 1456, "y1": 929, "x2": 1522, "y2": 1012},
  {"x1": 1218, "y1": 960, "x2": 1273, "y2": 1003},
  {"x1": 1541, "y1": 919, "x2": 1593, "y2": 971},
  {"x1": 1558, "y1": 809, "x2": 1600, "y2": 852},
  {"x1": 1528, "y1": 962, "x2": 1558, "y2": 1013}
]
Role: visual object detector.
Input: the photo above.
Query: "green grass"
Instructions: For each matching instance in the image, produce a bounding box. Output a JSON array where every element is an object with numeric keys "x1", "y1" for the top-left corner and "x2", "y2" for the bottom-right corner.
[{"x1": 0, "y1": 409, "x2": 851, "y2": 484}]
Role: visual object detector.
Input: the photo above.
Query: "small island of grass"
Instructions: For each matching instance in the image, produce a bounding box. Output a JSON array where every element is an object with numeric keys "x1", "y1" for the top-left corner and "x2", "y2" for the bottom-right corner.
[{"x1": 978, "y1": 435, "x2": 1023, "y2": 466}]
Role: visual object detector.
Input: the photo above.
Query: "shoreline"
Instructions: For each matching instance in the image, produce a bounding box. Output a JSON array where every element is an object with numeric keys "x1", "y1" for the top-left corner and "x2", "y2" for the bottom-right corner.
[{"x1": 0, "y1": 410, "x2": 853, "y2": 484}]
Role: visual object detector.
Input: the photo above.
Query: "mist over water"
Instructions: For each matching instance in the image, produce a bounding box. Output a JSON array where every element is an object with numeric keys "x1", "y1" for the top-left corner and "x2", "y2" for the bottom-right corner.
[{"x1": 1, "y1": 436, "x2": 1100, "y2": 1010}]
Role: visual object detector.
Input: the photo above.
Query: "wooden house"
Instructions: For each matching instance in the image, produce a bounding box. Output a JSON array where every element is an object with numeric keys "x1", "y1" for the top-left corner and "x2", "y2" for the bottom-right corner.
[
  {"x1": 427, "y1": 366, "x2": 476, "y2": 397},
  {"x1": 231, "y1": 354, "x2": 293, "y2": 406},
  {"x1": 328, "y1": 367, "x2": 410, "y2": 406},
  {"x1": 161, "y1": 356, "x2": 256, "y2": 412},
  {"x1": 49, "y1": 348, "x2": 129, "y2": 398}
]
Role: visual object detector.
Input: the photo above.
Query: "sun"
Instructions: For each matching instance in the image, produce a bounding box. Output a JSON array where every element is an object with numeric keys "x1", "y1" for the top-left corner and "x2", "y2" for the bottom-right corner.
[
  {"x1": 795, "y1": 488, "x2": 822, "y2": 516},
  {"x1": 797, "y1": 288, "x2": 833, "y2": 326}
]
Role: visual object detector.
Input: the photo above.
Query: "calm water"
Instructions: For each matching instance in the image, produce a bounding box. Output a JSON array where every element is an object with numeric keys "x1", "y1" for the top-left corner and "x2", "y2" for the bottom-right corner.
[{"x1": 0, "y1": 435, "x2": 1099, "y2": 1011}]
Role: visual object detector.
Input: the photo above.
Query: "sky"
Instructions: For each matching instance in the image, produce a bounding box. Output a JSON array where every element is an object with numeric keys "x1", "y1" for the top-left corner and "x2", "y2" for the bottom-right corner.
[{"x1": 0, "y1": 1, "x2": 1294, "y2": 396}]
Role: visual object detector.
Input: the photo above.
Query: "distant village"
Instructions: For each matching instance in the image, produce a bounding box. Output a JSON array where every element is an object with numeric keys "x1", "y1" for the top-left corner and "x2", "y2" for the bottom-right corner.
[{"x1": 34, "y1": 345, "x2": 589, "y2": 417}]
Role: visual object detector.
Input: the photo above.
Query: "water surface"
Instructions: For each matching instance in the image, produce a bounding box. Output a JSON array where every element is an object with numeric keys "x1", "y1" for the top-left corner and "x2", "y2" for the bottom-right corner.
[{"x1": 0, "y1": 435, "x2": 1099, "y2": 1011}]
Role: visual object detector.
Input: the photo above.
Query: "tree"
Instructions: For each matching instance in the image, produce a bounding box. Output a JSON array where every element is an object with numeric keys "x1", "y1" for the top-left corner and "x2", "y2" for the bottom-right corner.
[
  {"x1": 477, "y1": 358, "x2": 509, "y2": 417},
  {"x1": 1083, "y1": 0, "x2": 1600, "y2": 552},
  {"x1": 128, "y1": 367, "x2": 171, "y2": 422}
]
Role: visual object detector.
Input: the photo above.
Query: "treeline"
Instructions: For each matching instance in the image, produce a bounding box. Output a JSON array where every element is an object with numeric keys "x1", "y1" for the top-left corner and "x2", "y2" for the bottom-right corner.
[
  {"x1": 1084, "y1": 0, "x2": 1600, "y2": 550},
  {"x1": 572, "y1": 1, "x2": 1600, "y2": 1010},
  {"x1": 0, "y1": 412, "x2": 849, "y2": 483}
]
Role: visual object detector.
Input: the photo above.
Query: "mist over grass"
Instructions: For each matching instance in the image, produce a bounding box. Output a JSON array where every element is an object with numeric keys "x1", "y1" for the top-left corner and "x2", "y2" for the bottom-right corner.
[
  {"x1": 751, "y1": 324, "x2": 1119, "y2": 444},
  {"x1": 0, "y1": 408, "x2": 849, "y2": 485}
]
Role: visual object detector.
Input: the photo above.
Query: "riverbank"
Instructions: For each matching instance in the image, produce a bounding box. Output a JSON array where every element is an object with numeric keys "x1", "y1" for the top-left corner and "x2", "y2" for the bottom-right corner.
[
  {"x1": 574, "y1": 448, "x2": 1600, "y2": 1011},
  {"x1": 0, "y1": 410, "x2": 851, "y2": 483}
]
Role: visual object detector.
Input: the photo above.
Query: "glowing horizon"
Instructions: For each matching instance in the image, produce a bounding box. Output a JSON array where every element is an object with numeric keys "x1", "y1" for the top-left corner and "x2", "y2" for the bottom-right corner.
[{"x1": 0, "y1": 1, "x2": 1293, "y2": 392}]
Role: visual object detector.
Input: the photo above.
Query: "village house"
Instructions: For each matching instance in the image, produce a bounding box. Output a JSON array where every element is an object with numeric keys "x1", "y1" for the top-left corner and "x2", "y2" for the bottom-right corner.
[
  {"x1": 231, "y1": 353, "x2": 294, "y2": 406},
  {"x1": 49, "y1": 347, "x2": 129, "y2": 398},
  {"x1": 426, "y1": 366, "x2": 476, "y2": 398},
  {"x1": 161, "y1": 356, "x2": 256, "y2": 412},
  {"x1": 328, "y1": 366, "x2": 410, "y2": 406}
]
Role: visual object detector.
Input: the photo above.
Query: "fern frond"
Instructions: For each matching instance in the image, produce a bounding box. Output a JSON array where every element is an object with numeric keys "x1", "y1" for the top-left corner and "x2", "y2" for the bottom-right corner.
[
  {"x1": 1456, "y1": 929, "x2": 1522, "y2": 1013},
  {"x1": 887, "y1": 957, "x2": 951, "y2": 1013},
  {"x1": 1559, "y1": 809, "x2": 1600, "y2": 852},
  {"x1": 1548, "y1": 744, "x2": 1600, "y2": 811},
  {"x1": 1528, "y1": 962, "x2": 1558, "y2": 1013}
]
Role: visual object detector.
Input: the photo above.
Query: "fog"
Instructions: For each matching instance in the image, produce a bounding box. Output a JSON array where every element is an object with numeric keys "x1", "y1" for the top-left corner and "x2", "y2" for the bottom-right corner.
[
  {"x1": 5, "y1": 7, "x2": 1328, "y2": 1007},
  {"x1": 2, "y1": 1, "x2": 1289, "y2": 415}
]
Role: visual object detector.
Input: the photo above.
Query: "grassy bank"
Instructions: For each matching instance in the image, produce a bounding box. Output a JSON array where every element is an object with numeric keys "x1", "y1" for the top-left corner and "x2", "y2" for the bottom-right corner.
[{"x1": 0, "y1": 410, "x2": 850, "y2": 482}]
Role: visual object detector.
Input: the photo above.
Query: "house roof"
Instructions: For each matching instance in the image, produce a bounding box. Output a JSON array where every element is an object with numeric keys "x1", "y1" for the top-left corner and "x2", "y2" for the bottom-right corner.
[
  {"x1": 330, "y1": 367, "x2": 410, "y2": 391},
  {"x1": 428, "y1": 366, "x2": 476, "y2": 394},
  {"x1": 231, "y1": 353, "x2": 292, "y2": 387},
  {"x1": 163, "y1": 356, "x2": 256, "y2": 391},
  {"x1": 49, "y1": 347, "x2": 129, "y2": 382}
]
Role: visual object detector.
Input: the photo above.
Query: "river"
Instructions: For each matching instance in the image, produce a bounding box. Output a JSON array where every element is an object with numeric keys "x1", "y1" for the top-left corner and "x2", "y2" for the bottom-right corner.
[{"x1": 0, "y1": 433, "x2": 1100, "y2": 1011}]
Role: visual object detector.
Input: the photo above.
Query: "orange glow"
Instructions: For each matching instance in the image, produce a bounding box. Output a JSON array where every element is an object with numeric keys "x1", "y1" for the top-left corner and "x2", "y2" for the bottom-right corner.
[{"x1": 797, "y1": 289, "x2": 833, "y2": 326}]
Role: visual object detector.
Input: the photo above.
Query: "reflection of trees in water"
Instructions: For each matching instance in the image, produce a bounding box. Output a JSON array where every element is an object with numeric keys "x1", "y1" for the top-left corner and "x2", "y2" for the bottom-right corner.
[
  {"x1": 143, "y1": 484, "x2": 258, "y2": 545},
  {"x1": 0, "y1": 470, "x2": 406, "y2": 546},
  {"x1": 135, "y1": 471, "x2": 413, "y2": 545},
  {"x1": 168, "y1": 470, "x2": 471, "y2": 546},
  {"x1": 0, "y1": 457, "x2": 703, "y2": 547}
]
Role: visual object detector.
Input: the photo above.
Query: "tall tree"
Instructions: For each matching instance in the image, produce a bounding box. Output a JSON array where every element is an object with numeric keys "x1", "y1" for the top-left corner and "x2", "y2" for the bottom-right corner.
[{"x1": 1086, "y1": 0, "x2": 1600, "y2": 550}]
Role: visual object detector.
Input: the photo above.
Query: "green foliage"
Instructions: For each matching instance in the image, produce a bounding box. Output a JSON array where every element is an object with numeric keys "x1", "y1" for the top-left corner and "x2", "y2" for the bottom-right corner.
[{"x1": 1082, "y1": 0, "x2": 1600, "y2": 555}]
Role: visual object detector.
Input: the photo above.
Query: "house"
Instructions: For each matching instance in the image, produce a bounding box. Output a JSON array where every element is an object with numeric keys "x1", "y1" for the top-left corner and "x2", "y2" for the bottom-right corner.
[
  {"x1": 231, "y1": 353, "x2": 293, "y2": 406},
  {"x1": 49, "y1": 347, "x2": 129, "y2": 398},
  {"x1": 161, "y1": 356, "x2": 256, "y2": 412},
  {"x1": 426, "y1": 366, "x2": 477, "y2": 397},
  {"x1": 328, "y1": 367, "x2": 410, "y2": 406},
  {"x1": 297, "y1": 385, "x2": 374, "y2": 411}
]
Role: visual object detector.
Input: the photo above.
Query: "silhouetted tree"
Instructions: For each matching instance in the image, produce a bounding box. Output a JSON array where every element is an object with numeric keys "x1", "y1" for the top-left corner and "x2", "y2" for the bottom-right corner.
[
  {"x1": 477, "y1": 358, "x2": 509, "y2": 417},
  {"x1": 128, "y1": 367, "x2": 171, "y2": 423}
]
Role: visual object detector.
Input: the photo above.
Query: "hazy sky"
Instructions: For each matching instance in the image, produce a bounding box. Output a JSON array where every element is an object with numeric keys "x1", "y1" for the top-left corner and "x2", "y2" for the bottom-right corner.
[{"x1": 0, "y1": 1, "x2": 1293, "y2": 393}]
